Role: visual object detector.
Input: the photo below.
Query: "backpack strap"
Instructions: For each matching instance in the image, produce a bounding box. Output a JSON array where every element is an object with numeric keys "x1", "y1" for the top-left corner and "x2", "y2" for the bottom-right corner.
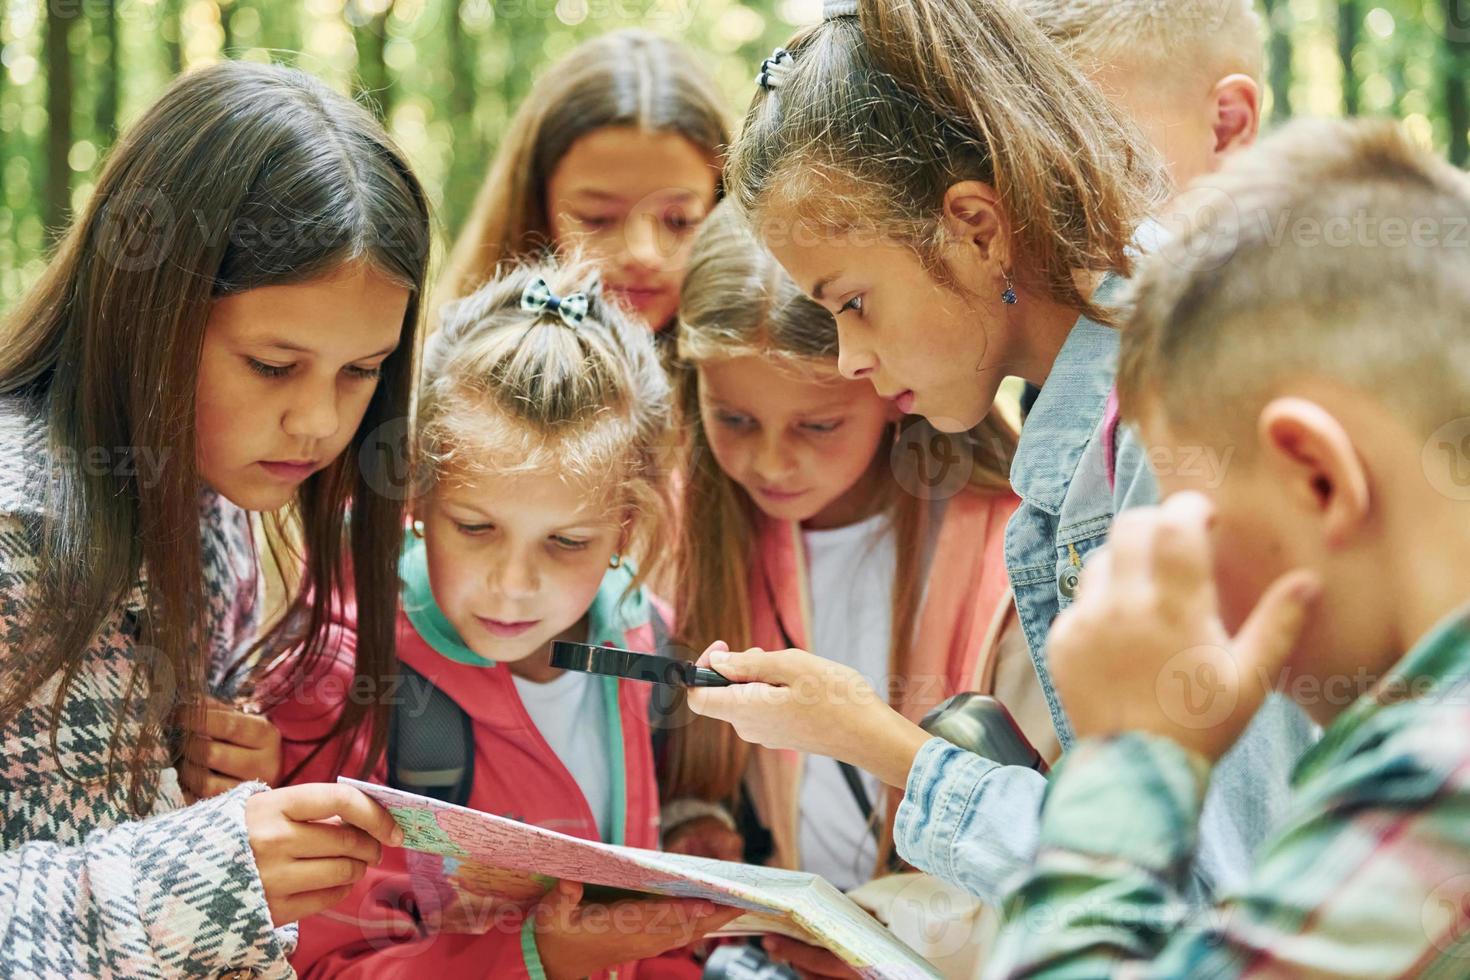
[
  {"x1": 387, "y1": 662, "x2": 474, "y2": 807},
  {"x1": 647, "y1": 603, "x2": 679, "y2": 762}
]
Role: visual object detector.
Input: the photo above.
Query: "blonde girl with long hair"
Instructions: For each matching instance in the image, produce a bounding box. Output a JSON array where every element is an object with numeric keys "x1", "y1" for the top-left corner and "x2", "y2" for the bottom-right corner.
[
  {"x1": 438, "y1": 30, "x2": 728, "y2": 335},
  {"x1": 660, "y1": 203, "x2": 1057, "y2": 905},
  {"x1": 268, "y1": 256, "x2": 740, "y2": 979}
]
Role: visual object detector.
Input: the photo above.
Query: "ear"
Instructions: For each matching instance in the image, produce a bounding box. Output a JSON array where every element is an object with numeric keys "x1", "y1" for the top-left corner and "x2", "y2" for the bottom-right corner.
[
  {"x1": 941, "y1": 181, "x2": 1009, "y2": 270},
  {"x1": 1258, "y1": 397, "x2": 1371, "y2": 549},
  {"x1": 615, "y1": 512, "x2": 635, "y2": 557},
  {"x1": 1210, "y1": 74, "x2": 1260, "y2": 158}
]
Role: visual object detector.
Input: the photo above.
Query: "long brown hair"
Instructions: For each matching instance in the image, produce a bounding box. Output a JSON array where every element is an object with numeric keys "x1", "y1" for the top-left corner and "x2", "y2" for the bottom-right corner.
[
  {"x1": 664, "y1": 203, "x2": 1017, "y2": 836},
  {"x1": 725, "y1": 0, "x2": 1165, "y2": 326},
  {"x1": 0, "y1": 61, "x2": 431, "y2": 811},
  {"x1": 436, "y1": 29, "x2": 730, "y2": 312}
]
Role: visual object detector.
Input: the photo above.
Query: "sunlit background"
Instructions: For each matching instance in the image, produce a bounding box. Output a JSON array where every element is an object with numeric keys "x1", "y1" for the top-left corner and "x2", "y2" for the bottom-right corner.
[{"x1": 1, "y1": 0, "x2": 1467, "y2": 309}]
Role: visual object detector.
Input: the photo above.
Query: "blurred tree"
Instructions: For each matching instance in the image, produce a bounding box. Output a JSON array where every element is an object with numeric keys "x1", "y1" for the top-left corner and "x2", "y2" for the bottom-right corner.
[
  {"x1": 1338, "y1": 0, "x2": 1360, "y2": 115},
  {"x1": 5, "y1": 0, "x2": 1470, "y2": 311},
  {"x1": 222, "y1": 0, "x2": 239, "y2": 56},
  {"x1": 94, "y1": 0, "x2": 119, "y2": 141},
  {"x1": 162, "y1": 0, "x2": 183, "y2": 75},
  {"x1": 1446, "y1": 0, "x2": 1470, "y2": 165},
  {"x1": 351, "y1": 1, "x2": 393, "y2": 120},
  {"x1": 44, "y1": 0, "x2": 73, "y2": 242},
  {"x1": 1261, "y1": 0, "x2": 1294, "y2": 119}
]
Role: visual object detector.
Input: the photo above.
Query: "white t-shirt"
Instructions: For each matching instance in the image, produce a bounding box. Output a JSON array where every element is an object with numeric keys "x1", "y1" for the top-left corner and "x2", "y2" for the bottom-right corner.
[
  {"x1": 512, "y1": 667, "x2": 613, "y2": 841},
  {"x1": 796, "y1": 512, "x2": 896, "y2": 892}
]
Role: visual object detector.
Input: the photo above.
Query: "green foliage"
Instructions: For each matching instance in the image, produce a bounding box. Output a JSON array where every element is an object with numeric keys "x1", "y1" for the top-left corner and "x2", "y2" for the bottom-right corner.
[{"x1": 0, "y1": 0, "x2": 1464, "y2": 310}]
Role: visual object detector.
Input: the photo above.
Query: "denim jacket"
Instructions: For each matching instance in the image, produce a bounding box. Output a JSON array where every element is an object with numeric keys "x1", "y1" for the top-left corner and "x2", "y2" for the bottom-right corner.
[{"x1": 895, "y1": 277, "x2": 1320, "y2": 906}]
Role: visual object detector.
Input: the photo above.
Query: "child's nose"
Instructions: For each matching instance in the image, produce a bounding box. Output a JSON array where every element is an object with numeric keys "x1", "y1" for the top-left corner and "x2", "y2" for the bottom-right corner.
[
  {"x1": 282, "y1": 379, "x2": 341, "y2": 442},
  {"x1": 488, "y1": 555, "x2": 538, "y2": 598},
  {"x1": 836, "y1": 342, "x2": 877, "y2": 381},
  {"x1": 752, "y1": 435, "x2": 797, "y2": 483},
  {"x1": 621, "y1": 215, "x2": 664, "y2": 272}
]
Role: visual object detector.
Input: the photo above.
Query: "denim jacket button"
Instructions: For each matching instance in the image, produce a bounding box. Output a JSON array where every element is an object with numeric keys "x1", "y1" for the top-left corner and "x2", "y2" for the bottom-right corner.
[{"x1": 1058, "y1": 566, "x2": 1081, "y2": 599}]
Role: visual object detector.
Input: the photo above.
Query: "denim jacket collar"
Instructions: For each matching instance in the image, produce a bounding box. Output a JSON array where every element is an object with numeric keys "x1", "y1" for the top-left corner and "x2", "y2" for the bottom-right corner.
[{"x1": 1009, "y1": 274, "x2": 1125, "y2": 517}]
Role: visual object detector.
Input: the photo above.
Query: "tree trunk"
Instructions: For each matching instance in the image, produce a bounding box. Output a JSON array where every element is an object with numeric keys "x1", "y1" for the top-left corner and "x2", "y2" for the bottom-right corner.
[
  {"x1": 162, "y1": 0, "x2": 183, "y2": 75},
  {"x1": 262, "y1": 2, "x2": 300, "y2": 64},
  {"x1": 1447, "y1": 0, "x2": 1470, "y2": 166},
  {"x1": 1338, "y1": 0, "x2": 1361, "y2": 116},
  {"x1": 220, "y1": 0, "x2": 236, "y2": 58},
  {"x1": 45, "y1": 0, "x2": 75, "y2": 242},
  {"x1": 445, "y1": 0, "x2": 481, "y2": 228},
  {"x1": 1260, "y1": 0, "x2": 1293, "y2": 121},
  {"x1": 0, "y1": 1, "x2": 9, "y2": 127},
  {"x1": 352, "y1": 3, "x2": 394, "y2": 121},
  {"x1": 95, "y1": 0, "x2": 120, "y2": 142}
]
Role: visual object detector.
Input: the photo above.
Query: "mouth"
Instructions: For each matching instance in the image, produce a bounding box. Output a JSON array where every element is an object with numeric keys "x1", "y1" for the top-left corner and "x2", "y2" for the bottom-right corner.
[
  {"x1": 755, "y1": 486, "x2": 810, "y2": 504},
  {"x1": 883, "y1": 390, "x2": 916, "y2": 415},
  {"x1": 605, "y1": 283, "x2": 667, "y2": 310},
  {"x1": 259, "y1": 459, "x2": 324, "y2": 482},
  {"x1": 475, "y1": 616, "x2": 541, "y2": 639}
]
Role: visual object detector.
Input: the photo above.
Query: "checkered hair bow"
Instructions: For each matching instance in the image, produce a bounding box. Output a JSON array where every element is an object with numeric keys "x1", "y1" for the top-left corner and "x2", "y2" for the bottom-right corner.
[
  {"x1": 756, "y1": 48, "x2": 794, "y2": 91},
  {"x1": 519, "y1": 277, "x2": 589, "y2": 327}
]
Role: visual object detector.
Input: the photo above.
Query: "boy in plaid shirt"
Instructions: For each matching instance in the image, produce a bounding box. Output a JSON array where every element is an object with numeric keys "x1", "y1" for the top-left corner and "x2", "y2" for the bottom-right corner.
[{"x1": 990, "y1": 117, "x2": 1470, "y2": 976}]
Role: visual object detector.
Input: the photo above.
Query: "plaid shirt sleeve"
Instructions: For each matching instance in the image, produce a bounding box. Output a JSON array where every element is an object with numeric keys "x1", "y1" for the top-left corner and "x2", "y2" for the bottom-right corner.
[{"x1": 986, "y1": 713, "x2": 1470, "y2": 979}]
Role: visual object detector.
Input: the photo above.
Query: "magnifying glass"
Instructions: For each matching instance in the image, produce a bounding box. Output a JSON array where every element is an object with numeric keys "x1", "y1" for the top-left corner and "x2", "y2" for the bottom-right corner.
[{"x1": 550, "y1": 641, "x2": 733, "y2": 688}]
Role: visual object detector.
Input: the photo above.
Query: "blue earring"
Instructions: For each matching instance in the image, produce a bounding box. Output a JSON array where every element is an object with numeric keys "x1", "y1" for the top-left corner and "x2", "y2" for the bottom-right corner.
[{"x1": 1002, "y1": 272, "x2": 1018, "y2": 306}]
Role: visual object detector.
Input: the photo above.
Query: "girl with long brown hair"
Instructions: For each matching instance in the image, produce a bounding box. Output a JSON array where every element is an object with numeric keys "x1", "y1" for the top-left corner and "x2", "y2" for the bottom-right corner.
[
  {"x1": 661, "y1": 202, "x2": 1056, "y2": 899},
  {"x1": 0, "y1": 60, "x2": 429, "y2": 975},
  {"x1": 437, "y1": 29, "x2": 728, "y2": 334},
  {"x1": 686, "y1": 0, "x2": 1317, "y2": 960}
]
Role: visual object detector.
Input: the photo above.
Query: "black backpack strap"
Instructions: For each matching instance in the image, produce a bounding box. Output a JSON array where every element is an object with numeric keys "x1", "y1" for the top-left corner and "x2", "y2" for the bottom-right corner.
[
  {"x1": 647, "y1": 604, "x2": 680, "y2": 762},
  {"x1": 387, "y1": 662, "x2": 474, "y2": 807}
]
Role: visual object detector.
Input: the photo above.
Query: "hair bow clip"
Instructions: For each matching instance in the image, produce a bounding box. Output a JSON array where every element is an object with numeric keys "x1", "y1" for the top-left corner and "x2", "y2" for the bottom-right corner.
[
  {"x1": 756, "y1": 47, "x2": 794, "y2": 91},
  {"x1": 520, "y1": 276, "x2": 589, "y2": 327},
  {"x1": 822, "y1": 0, "x2": 858, "y2": 16}
]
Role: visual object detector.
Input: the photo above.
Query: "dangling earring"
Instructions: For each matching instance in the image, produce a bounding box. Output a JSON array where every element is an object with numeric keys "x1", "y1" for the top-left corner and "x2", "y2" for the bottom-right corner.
[
  {"x1": 608, "y1": 553, "x2": 622, "y2": 569},
  {"x1": 410, "y1": 519, "x2": 425, "y2": 539},
  {"x1": 1001, "y1": 272, "x2": 1018, "y2": 306}
]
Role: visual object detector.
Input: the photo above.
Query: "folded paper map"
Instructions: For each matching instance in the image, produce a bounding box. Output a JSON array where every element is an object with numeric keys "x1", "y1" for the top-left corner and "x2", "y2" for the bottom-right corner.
[{"x1": 341, "y1": 778, "x2": 941, "y2": 979}]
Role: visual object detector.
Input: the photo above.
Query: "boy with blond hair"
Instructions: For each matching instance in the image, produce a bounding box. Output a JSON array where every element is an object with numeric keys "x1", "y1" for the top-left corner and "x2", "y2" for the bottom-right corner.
[
  {"x1": 1021, "y1": 0, "x2": 1264, "y2": 189},
  {"x1": 990, "y1": 117, "x2": 1470, "y2": 974}
]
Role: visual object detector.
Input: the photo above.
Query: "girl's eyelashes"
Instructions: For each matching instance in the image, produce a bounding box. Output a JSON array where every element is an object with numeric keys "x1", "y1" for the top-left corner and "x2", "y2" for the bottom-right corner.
[
  {"x1": 247, "y1": 357, "x2": 293, "y2": 378},
  {"x1": 550, "y1": 534, "x2": 591, "y2": 551},
  {"x1": 838, "y1": 294, "x2": 864, "y2": 315},
  {"x1": 662, "y1": 209, "x2": 700, "y2": 233},
  {"x1": 346, "y1": 363, "x2": 384, "y2": 381},
  {"x1": 715, "y1": 411, "x2": 755, "y2": 430},
  {"x1": 453, "y1": 520, "x2": 494, "y2": 536},
  {"x1": 247, "y1": 357, "x2": 383, "y2": 381},
  {"x1": 571, "y1": 212, "x2": 617, "y2": 230},
  {"x1": 799, "y1": 419, "x2": 844, "y2": 434}
]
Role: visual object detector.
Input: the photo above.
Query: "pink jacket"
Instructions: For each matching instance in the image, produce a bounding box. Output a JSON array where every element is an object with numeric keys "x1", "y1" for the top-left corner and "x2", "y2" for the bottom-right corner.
[
  {"x1": 744, "y1": 487, "x2": 1021, "y2": 872},
  {"x1": 269, "y1": 553, "x2": 664, "y2": 979}
]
